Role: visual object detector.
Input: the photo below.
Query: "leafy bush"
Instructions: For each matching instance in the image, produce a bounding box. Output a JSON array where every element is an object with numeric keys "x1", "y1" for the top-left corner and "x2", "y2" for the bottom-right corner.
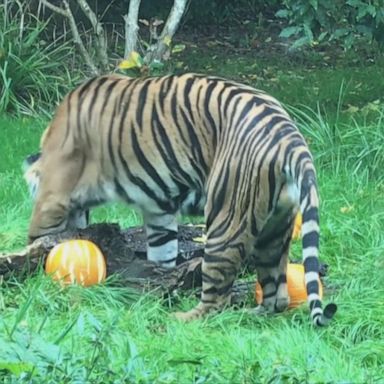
[
  {"x1": 0, "y1": 2, "x2": 79, "y2": 114},
  {"x1": 277, "y1": 0, "x2": 384, "y2": 50}
]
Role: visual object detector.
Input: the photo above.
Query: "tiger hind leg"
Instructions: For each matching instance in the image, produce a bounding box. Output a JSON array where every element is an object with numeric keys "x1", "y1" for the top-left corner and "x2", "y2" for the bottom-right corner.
[
  {"x1": 252, "y1": 241, "x2": 291, "y2": 315},
  {"x1": 174, "y1": 226, "x2": 245, "y2": 321},
  {"x1": 144, "y1": 212, "x2": 178, "y2": 268},
  {"x1": 251, "y1": 208, "x2": 297, "y2": 315}
]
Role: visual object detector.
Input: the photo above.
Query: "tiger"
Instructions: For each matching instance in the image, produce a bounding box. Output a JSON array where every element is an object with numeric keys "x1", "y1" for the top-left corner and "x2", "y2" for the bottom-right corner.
[{"x1": 24, "y1": 73, "x2": 337, "y2": 326}]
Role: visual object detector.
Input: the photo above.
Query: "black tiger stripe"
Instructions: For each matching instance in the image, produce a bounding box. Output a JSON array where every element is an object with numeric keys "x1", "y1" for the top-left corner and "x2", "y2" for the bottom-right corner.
[
  {"x1": 206, "y1": 165, "x2": 230, "y2": 228},
  {"x1": 160, "y1": 257, "x2": 177, "y2": 265},
  {"x1": 304, "y1": 256, "x2": 319, "y2": 272},
  {"x1": 267, "y1": 151, "x2": 277, "y2": 212},
  {"x1": 183, "y1": 77, "x2": 196, "y2": 124},
  {"x1": 263, "y1": 290, "x2": 278, "y2": 300},
  {"x1": 203, "y1": 81, "x2": 219, "y2": 147},
  {"x1": 116, "y1": 99, "x2": 176, "y2": 212},
  {"x1": 303, "y1": 206, "x2": 318, "y2": 220},
  {"x1": 131, "y1": 128, "x2": 171, "y2": 198},
  {"x1": 202, "y1": 273, "x2": 224, "y2": 285},
  {"x1": 179, "y1": 107, "x2": 209, "y2": 175},
  {"x1": 302, "y1": 231, "x2": 319, "y2": 249},
  {"x1": 77, "y1": 77, "x2": 97, "y2": 100},
  {"x1": 100, "y1": 79, "x2": 123, "y2": 117},
  {"x1": 152, "y1": 104, "x2": 199, "y2": 187},
  {"x1": 235, "y1": 98, "x2": 256, "y2": 127},
  {"x1": 204, "y1": 282, "x2": 233, "y2": 296},
  {"x1": 136, "y1": 79, "x2": 151, "y2": 130},
  {"x1": 259, "y1": 276, "x2": 276, "y2": 287},
  {"x1": 107, "y1": 102, "x2": 120, "y2": 172},
  {"x1": 310, "y1": 300, "x2": 322, "y2": 311},
  {"x1": 118, "y1": 144, "x2": 175, "y2": 212},
  {"x1": 87, "y1": 77, "x2": 110, "y2": 122},
  {"x1": 307, "y1": 279, "x2": 320, "y2": 294},
  {"x1": 158, "y1": 76, "x2": 172, "y2": 112},
  {"x1": 148, "y1": 230, "x2": 177, "y2": 247}
]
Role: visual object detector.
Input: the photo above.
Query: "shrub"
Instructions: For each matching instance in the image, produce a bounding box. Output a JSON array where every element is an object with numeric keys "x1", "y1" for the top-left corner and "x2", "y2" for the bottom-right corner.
[
  {"x1": 0, "y1": 2, "x2": 79, "y2": 115},
  {"x1": 277, "y1": 0, "x2": 384, "y2": 50}
]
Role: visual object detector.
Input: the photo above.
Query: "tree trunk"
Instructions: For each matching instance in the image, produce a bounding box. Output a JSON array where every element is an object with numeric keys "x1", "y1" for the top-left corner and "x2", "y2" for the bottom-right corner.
[
  {"x1": 76, "y1": 0, "x2": 109, "y2": 72},
  {"x1": 124, "y1": 0, "x2": 141, "y2": 58},
  {"x1": 144, "y1": 0, "x2": 187, "y2": 63}
]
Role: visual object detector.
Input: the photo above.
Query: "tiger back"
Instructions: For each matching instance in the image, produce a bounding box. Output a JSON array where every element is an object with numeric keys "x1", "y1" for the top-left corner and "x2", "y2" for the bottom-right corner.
[{"x1": 26, "y1": 73, "x2": 337, "y2": 326}]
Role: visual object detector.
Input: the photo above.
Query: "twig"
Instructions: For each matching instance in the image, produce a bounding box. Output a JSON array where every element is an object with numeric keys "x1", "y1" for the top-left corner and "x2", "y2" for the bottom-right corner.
[
  {"x1": 39, "y1": 0, "x2": 100, "y2": 75},
  {"x1": 40, "y1": 0, "x2": 67, "y2": 17},
  {"x1": 76, "y1": 0, "x2": 109, "y2": 70}
]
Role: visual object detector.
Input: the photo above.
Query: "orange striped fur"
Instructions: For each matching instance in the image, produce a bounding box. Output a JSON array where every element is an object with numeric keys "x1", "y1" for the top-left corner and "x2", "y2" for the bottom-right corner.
[{"x1": 25, "y1": 74, "x2": 336, "y2": 325}]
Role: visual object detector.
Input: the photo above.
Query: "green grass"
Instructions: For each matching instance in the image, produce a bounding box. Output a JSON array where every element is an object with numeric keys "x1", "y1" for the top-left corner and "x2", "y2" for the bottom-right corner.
[
  {"x1": 177, "y1": 48, "x2": 384, "y2": 125},
  {"x1": 1, "y1": 105, "x2": 384, "y2": 381}
]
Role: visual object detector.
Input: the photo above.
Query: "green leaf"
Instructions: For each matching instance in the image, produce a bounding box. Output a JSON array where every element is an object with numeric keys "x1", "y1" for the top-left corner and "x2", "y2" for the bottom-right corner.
[
  {"x1": 0, "y1": 361, "x2": 34, "y2": 376},
  {"x1": 171, "y1": 44, "x2": 186, "y2": 54},
  {"x1": 279, "y1": 26, "x2": 301, "y2": 38},
  {"x1": 318, "y1": 31, "x2": 328, "y2": 41},
  {"x1": 118, "y1": 51, "x2": 143, "y2": 70},
  {"x1": 309, "y1": 0, "x2": 318, "y2": 10},
  {"x1": 275, "y1": 9, "x2": 289, "y2": 18},
  {"x1": 332, "y1": 28, "x2": 349, "y2": 38},
  {"x1": 290, "y1": 36, "x2": 311, "y2": 50},
  {"x1": 346, "y1": 0, "x2": 361, "y2": 6},
  {"x1": 303, "y1": 23, "x2": 314, "y2": 41}
]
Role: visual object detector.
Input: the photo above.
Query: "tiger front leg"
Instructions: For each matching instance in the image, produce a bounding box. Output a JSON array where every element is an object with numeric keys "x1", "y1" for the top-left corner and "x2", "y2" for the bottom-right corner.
[{"x1": 144, "y1": 212, "x2": 178, "y2": 268}]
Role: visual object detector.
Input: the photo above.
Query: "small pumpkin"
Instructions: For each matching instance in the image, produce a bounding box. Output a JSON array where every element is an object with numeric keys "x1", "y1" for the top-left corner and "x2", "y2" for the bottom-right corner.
[
  {"x1": 255, "y1": 263, "x2": 323, "y2": 308},
  {"x1": 45, "y1": 239, "x2": 106, "y2": 286},
  {"x1": 292, "y1": 212, "x2": 302, "y2": 241}
]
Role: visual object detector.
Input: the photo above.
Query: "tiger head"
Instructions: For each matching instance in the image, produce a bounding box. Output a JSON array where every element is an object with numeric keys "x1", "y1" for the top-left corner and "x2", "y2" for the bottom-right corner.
[
  {"x1": 23, "y1": 152, "x2": 42, "y2": 199},
  {"x1": 23, "y1": 152, "x2": 89, "y2": 241}
]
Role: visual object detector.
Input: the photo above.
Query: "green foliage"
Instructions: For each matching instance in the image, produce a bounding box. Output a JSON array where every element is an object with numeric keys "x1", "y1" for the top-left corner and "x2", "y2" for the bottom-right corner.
[
  {"x1": 1, "y1": 28, "x2": 383, "y2": 381},
  {"x1": 0, "y1": 2, "x2": 79, "y2": 114},
  {"x1": 277, "y1": 0, "x2": 384, "y2": 49},
  {"x1": 0, "y1": 163, "x2": 383, "y2": 383},
  {"x1": 130, "y1": 0, "x2": 281, "y2": 26},
  {"x1": 289, "y1": 104, "x2": 384, "y2": 181}
]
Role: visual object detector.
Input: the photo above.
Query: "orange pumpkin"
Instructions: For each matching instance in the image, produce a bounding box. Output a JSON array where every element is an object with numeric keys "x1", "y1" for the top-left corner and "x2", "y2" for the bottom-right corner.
[
  {"x1": 45, "y1": 240, "x2": 106, "y2": 286},
  {"x1": 255, "y1": 263, "x2": 323, "y2": 308},
  {"x1": 292, "y1": 212, "x2": 302, "y2": 240}
]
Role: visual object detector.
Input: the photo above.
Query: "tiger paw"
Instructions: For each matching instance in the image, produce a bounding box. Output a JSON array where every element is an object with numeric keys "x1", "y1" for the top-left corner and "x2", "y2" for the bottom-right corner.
[
  {"x1": 246, "y1": 305, "x2": 269, "y2": 316},
  {"x1": 173, "y1": 309, "x2": 201, "y2": 322}
]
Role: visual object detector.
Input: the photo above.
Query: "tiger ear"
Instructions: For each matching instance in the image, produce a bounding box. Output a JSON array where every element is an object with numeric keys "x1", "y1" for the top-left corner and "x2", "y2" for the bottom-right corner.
[{"x1": 23, "y1": 152, "x2": 41, "y2": 199}]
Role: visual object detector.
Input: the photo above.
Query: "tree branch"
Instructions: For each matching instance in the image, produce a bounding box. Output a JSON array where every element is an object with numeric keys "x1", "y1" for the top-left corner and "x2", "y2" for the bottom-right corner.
[
  {"x1": 123, "y1": 0, "x2": 141, "y2": 58},
  {"x1": 145, "y1": 0, "x2": 187, "y2": 63},
  {"x1": 76, "y1": 0, "x2": 109, "y2": 71},
  {"x1": 39, "y1": 0, "x2": 100, "y2": 75},
  {"x1": 39, "y1": 0, "x2": 67, "y2": 17}
]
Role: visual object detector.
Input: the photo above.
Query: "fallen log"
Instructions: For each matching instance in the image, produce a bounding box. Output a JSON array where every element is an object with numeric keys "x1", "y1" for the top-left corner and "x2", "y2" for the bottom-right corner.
[{"x1": 0, "y1": 223, "x2": 255, "y2": 305}]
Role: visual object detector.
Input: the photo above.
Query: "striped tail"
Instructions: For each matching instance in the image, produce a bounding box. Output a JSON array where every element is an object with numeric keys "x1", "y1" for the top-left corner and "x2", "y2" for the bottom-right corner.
[{"x1": 299, "y1": 166, "x2": 337, "y2": 326}]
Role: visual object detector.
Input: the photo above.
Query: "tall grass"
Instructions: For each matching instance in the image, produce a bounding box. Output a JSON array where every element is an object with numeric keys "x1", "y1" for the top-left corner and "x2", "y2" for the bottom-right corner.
[
  {"x1": 289, "y1": 104, "x2": 384, "y2": 182},
  {"x1": 0, "y1": 107, "x2": 383, "y2": 382},
  {"x1": 0, "y1": 2, "x2": 80, "y2": 115}
]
